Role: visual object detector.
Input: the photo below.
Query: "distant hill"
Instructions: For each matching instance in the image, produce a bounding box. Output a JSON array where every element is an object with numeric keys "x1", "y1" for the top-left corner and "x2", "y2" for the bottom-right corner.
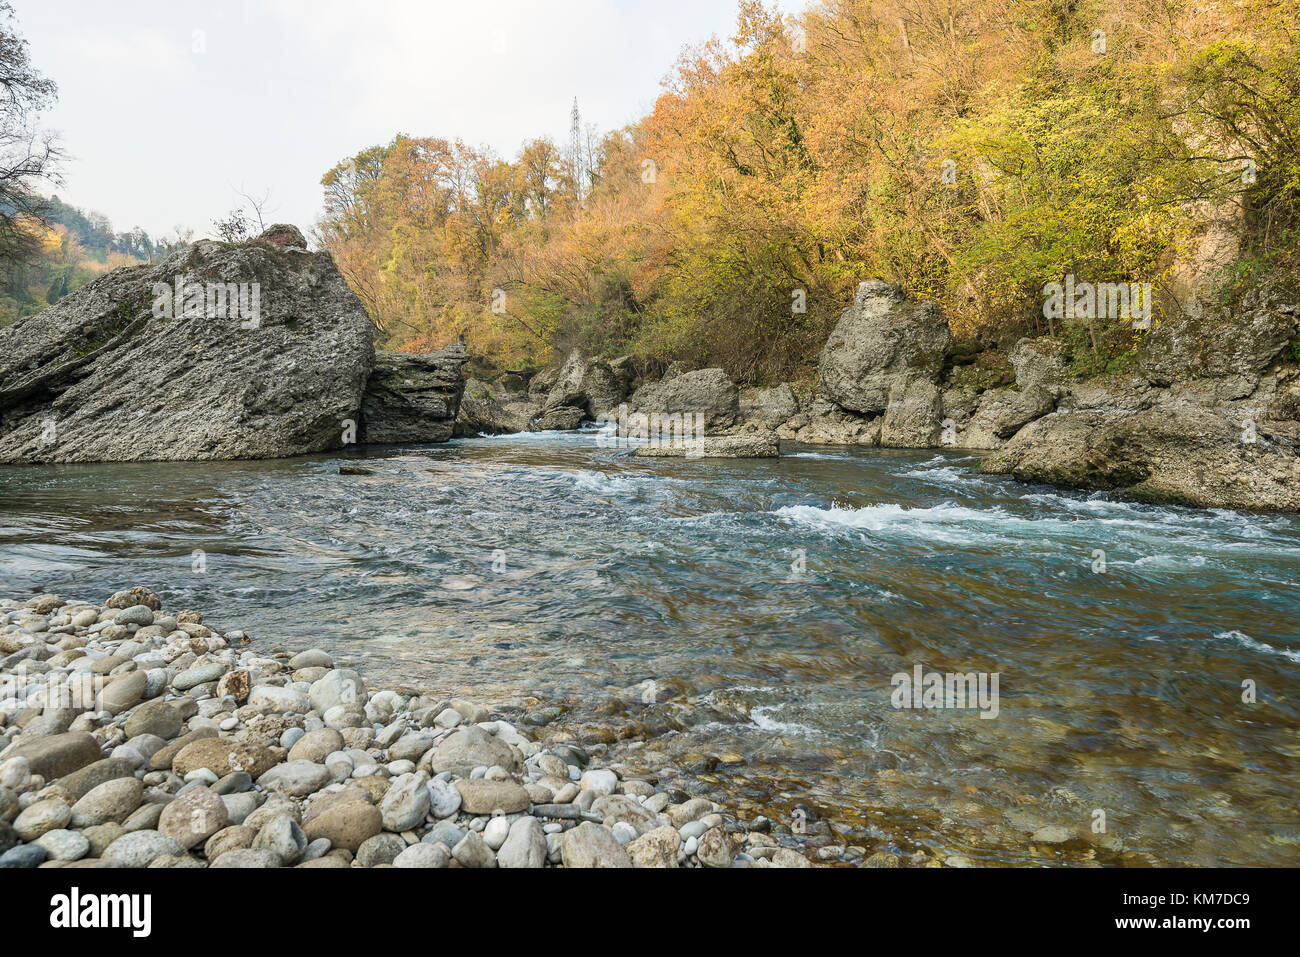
[{"x1": 0, "y1": 195, "x2": 184, "y2": 325}]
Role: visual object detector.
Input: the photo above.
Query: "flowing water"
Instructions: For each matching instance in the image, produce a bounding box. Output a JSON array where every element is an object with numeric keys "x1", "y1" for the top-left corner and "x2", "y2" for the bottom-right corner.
[{"x1": 2, "y1": 428, "x2": 1299, "y2": 866}]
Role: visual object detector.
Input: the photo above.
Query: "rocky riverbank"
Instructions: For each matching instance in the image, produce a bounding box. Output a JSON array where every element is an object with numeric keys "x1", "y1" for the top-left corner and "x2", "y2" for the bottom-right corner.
[
  {"x1": 4, "y1": 216, "x2": 1294, "y2": 508},
  {"x1": 461, "y1": 279, "x2": 1300, "y2": 510},
  {"x1": 0, "y1": 589, "x2": 815, "y2": 869}
]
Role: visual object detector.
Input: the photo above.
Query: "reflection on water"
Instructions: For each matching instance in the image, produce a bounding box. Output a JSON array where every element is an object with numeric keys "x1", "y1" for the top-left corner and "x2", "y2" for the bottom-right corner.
[{"x1": 2, "y1": 429, "x2": 1299, "y2": 866}]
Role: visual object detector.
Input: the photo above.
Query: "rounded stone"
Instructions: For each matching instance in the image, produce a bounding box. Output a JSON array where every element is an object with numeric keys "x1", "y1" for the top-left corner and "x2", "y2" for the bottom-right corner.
[
  {"x1": 158, "y1": 785, "x2": 229, "y2": 849},
  {"x1": 252, "y1": 813, "x2": 307, "y2": 864},
  {"x1": 13, "y1": 798, "x2": 72, "y2": 841},
  {"x1": 173, "y1": 738, "x2": 277, "y2": 779},
  {"x1": 287, "y1": 728, "x2": 344, "y2": 764},
  {"x1": 211, "y1": 848, "x2": 282, "y2": 868},
  {"x1": 288, "y1": 649, "x2": 333, "y2": 670},
  {"x1": 561, "y1": 822, "x2": 632, "y2": 868},
  {"x1": 256, "y1": 760, "x2": 332, "y2": 797},
  {"x1": 580, "y1": 768, "x2": 618, "y2": 795},
  {"x1": 392, "y1": 842, "x2": 449, "y2": 868},
  {"x1": 301, "y1": 800, "x2": 382, "y2": 853},
  {"x1": 204, "y1": 825, "x2": 255, "y2": 860},
  {"x1": 380, "y1": 772, "x2": 430, "y2": 832},
  {"x1": 454, "y1": 779, "x2": 530, "y2": 815},
  {"x1": 103, "y1": 829, "x2": 183, "y2": 867},
  {"x1": 0, "y1": 844, "x2": 47, "y2": 868},
  {"x1": 356, "y1": 832, "x2": 406, "y2": 868},
  {"x1": 98, "y1": 671, "x2": 148, "y2": 715},
  {"x1": 173, "y1": 662, "x2": 226, "y2": 692},
  {"x1": 70, "y1": 777, "x2": 144, "y2": 827},
  {"x1": 5, "y1": 732, "x2": 102, "y2": 780},
  {"x1": 35, "y1": 828, "x2": 90, "y2": 861},
  {"x1": 427, "y1": 777, "x2": 462, "y2": 818},
  {"x1": 123, "y1": 700, "x2": 182, "y2": 739}
]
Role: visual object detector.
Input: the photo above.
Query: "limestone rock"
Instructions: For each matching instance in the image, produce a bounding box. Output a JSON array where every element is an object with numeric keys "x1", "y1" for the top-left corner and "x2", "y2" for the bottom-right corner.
[
  {"x1": 0, "y1": 225, "x2": 374, "y2": 464},
  {"x1": 360, "y1": 345, "x2": 468, "y2": 444},
  {"x1": 817, "y1": 280, "x2": 950, "y2": 415},
  {"x1": 632, "y1": 432, "x2": 779, "y2": 458},
  {"x1": 561, "y1": 822, "x2": 632, "y2": 868},
  {"x1": 628, "y1": 368, "x2": 740, "y2": 433},
  {"x1": 981, "y1": 404, "x2": 1300, "y2": 510}
]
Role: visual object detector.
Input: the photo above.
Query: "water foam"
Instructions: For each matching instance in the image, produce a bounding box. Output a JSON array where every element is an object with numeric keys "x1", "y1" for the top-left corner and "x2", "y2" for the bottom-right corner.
[{"x1": 1216, "y1": 630, "x2": 1300, "y2": 663}]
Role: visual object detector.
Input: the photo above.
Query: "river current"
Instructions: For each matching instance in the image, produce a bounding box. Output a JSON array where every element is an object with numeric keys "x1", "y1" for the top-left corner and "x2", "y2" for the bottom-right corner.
[{"x1": 2, "y1": 428, "x2": 1298, "y2": 866}]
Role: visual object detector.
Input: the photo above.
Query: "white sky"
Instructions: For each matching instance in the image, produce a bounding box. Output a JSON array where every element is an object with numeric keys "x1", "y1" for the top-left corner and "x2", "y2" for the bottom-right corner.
[{"x1": 14, "y1": 0, "x2": 803, "y2": 243}]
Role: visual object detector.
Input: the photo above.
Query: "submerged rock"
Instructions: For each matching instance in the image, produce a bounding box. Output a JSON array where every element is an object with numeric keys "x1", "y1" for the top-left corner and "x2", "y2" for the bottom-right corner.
[
  {"x1": 0, "y1": 224, "x2": 374, "y2": 464},
  {"x1": 0, "y1": 590, "x2": 818, "y2": 870},
  {"x1": 633, "y1": 432, "x2": 780, "y2": 458}
]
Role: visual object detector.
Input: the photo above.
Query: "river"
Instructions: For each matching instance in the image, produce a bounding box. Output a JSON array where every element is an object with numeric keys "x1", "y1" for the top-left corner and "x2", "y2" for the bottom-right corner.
[{"x1": 2, "y1": 428, "x2": 1298, "y2": 866}]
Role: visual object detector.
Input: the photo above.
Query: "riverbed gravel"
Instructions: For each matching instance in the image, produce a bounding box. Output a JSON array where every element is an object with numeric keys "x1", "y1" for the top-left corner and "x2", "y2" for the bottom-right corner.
[{"x1": 0, "y1": 588, "x2": 814, "y2": 868}]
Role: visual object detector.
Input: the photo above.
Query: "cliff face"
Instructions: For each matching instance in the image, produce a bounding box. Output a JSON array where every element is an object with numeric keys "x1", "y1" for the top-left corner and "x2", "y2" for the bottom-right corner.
[{"x1": 0, "y1": 225, "x2": 375, "y2": 464}]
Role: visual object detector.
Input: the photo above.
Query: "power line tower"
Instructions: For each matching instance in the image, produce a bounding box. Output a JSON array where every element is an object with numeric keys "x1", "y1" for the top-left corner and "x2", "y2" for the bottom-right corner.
[{"x1": 568, "y1": 97, "x2": 585, "y2": 205}]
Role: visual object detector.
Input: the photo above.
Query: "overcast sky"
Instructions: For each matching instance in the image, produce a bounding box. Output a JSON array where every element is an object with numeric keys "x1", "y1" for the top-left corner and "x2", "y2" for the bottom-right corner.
[{"x1": 16, "y1": 0, "x2": 802, "y2": 243}]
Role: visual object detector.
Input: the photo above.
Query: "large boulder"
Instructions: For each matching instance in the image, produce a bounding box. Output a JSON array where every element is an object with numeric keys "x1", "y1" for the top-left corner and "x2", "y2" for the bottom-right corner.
[
  {"x1": 627, "y1": 368, "x2": 739, "y2": 433},
  {"x1": 453, "y1": 380, "x2": 539, "y2": 436},
  {"x1": 530, "y1": 405, "x2": 585, "y2": 432},
  {"x1": 738, "y1": 383, "x2": 799, "y2": 429},
  {"x1": 817, "y1": 281, "x2": 950, "y2": 414},
  {"x1": 0, "y1": 225, "x2": 374, "y2": 463},
  {"x1": 360, "y1": 345, "x2": 468, "y2": 444},
  {"x1": 954, "y1": 387, "x2": 1056, "y2": 449},
  {"x1": 980, "y1": 404, "x2": 1300, "y2": 510},
  {"x1": 544, "y1": 350, "x2": 626, "y2": 418},
  {"x1": 880, "y1": 380, "x2": 943, "y2": 448},
  {"x1": 1009, "y1": 338, "x2": 1072, "y2": 398},
  {"x1": 777, "y1": 397, "x2": 880, "y2": 446}
]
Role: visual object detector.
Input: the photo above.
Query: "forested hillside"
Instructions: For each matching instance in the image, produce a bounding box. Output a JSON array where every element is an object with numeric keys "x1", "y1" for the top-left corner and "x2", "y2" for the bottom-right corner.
[
  {"x1": 317, "y1": 0, "x2": 1298, "y2": 382},
  {"x1": 0, "y1": 196, "x2": 180, "y2": 325}
]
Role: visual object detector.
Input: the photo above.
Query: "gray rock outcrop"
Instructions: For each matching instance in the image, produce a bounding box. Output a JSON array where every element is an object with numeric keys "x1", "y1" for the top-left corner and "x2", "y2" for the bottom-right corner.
[
  {"x1": 817, "y1": 280, "x2": 950, "y2": 415},
  {"x1": 543, "y1": 350, "x2": 627, "y2": 419},
  {"x1": 1139, "y1": 281, "x2": 1299, "y2": 387},
  {"x1": 980, "y1": 403, "x2": 1300, "y2": 511},
  {"x1": 454, "y1": 380, "x2": 539, "y2": 436},
  {"x1": 628, "y1": 368, "x2": 739, "y2": 433},
  {"x1": 0, "y1": 225, "x2": 373, "y2": 463},
  {"x1": 360, "y1": 345, "x2": 468, "y2": 444}
]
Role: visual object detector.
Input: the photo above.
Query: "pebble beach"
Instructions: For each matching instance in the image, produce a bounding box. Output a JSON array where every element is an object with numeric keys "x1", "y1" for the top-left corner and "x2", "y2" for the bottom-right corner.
[{"x1": 0, "y1": 587, "x2": 814, "y2": 869}]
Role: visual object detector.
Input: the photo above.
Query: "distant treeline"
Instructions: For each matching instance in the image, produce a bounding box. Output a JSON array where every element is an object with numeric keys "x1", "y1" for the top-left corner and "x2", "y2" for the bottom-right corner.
[
  {"x1": 318, "y1": 0, "x2": 1298, "y2": 383},
  {"x1": 0, "y1": 196, "x2": 187, "y2": 325}
]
